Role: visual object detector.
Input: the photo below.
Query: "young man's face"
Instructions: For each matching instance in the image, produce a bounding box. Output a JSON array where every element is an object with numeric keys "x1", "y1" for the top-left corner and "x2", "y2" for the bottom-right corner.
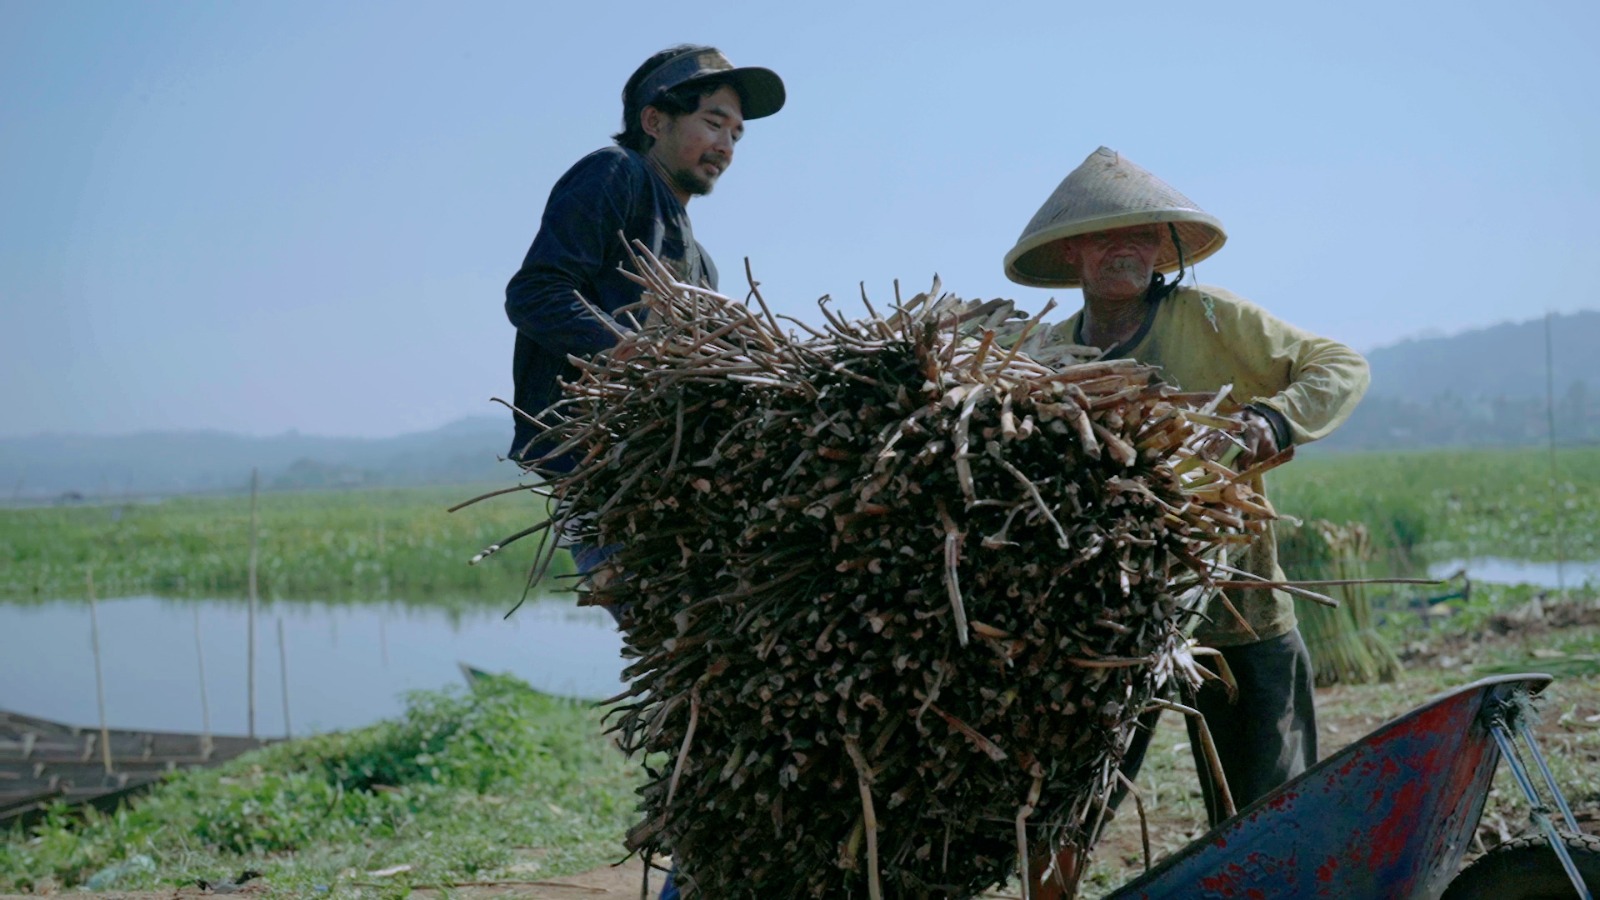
[
  {"x1": 1064, "y1": 223, "x2": 1163, "y2": 301},
  {"x1": 644, "y1": 84, "x2": 745, "y2": 200}
]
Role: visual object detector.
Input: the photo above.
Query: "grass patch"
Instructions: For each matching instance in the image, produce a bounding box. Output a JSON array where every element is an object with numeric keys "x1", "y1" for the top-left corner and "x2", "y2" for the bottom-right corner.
[
  {"x1": 0, "y1": 676, "x2": 641, "y2": 895},
  {"x1": 0, "y1": 484, "x2": 565, "y2": 603},
  {"x1": 1269, "y1": 447, "x2": 1600, "y2": 570}
]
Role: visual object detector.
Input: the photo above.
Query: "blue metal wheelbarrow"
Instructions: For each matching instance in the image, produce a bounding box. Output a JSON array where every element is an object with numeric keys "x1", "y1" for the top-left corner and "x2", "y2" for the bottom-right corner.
[{"x1": 1104, "y1": 674, "x2": 1596, "y2": 899}]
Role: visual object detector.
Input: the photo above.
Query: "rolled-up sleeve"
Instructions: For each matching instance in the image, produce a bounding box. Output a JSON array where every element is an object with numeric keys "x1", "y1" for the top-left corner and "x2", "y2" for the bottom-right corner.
[{"x1": 504, "y1": 153, "x2": 638, "y2": 357}]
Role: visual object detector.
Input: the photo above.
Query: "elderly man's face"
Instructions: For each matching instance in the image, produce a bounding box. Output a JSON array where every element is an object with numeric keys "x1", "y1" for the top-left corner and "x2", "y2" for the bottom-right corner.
[{"x1": 1065, "y1": 224, "x2": 1163, "y2": 301}]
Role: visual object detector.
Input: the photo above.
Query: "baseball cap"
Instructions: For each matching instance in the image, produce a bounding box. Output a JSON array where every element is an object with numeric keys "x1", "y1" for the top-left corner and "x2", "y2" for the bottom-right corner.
[{"x1": 631, "y1": 46, "x2": 786, "y2": 120}]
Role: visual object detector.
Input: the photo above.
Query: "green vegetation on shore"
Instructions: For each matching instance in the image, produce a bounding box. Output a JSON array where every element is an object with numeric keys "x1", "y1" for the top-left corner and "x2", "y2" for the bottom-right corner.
[
  {"x1": 0, "y1": 483, "x2": 564, "y2": 602},
  {"x1": 5, "y1": 448, "x2": 1593, "y2": 604},
  {"x1": 0, "y1": 676, "x2": 640, "y2": 895},
  {"x1": 1271, "y1": 446, "x2": 1600, "y2": 570}
]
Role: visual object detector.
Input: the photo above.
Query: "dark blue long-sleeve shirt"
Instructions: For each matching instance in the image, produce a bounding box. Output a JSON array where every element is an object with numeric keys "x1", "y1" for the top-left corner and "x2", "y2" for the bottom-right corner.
[{"x1": 505, "y1": 146, "x2": 717, "y2": 468}]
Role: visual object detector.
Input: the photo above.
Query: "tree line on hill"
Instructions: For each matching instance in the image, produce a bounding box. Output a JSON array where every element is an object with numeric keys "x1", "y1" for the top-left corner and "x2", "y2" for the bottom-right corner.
[{"x1": 1320, "y1": 309, "x2": 1599, "y2": 450}]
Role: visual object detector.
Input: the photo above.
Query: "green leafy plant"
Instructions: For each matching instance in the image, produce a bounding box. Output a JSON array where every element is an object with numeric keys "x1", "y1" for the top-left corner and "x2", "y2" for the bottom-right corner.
[{"x1": 0, "y1": 677, "x2": 638, "y2": 894}]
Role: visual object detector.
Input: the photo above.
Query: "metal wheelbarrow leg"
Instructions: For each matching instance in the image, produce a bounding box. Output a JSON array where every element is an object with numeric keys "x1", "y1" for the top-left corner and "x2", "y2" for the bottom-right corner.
[{"x1": 1443, "y1": 685, "x2": 1596, "y2": 899}]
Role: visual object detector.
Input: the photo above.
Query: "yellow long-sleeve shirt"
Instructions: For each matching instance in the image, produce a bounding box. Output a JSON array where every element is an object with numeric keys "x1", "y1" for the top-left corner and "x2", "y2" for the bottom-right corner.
[{"x1": 1052, "y1": 285, "x2": 1371, "y2": 645}]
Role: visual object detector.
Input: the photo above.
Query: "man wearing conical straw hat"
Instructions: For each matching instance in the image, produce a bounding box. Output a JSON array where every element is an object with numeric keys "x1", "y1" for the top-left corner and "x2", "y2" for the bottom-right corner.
[{"x1": 1003, "y1": 147, "x2": 1369, "y2": 894}]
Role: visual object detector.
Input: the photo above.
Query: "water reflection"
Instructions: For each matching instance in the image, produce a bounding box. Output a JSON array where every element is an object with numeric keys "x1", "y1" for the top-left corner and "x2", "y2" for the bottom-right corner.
[
  {"x1": 1428, "y1": 557, "x2": 1600, "y2": 589},
  {"x1": 0, "y1": 596, "x2": 624, "y2": 738}
]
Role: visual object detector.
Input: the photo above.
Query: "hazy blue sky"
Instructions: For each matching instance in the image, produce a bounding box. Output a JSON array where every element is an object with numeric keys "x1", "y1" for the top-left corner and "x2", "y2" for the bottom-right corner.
[{"x1": 3, "y1": 1, "x2": 1596, "y2": 439}]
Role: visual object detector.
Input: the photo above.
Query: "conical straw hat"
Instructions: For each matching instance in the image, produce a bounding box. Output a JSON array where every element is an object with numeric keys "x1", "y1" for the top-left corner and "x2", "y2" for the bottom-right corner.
[{"x1": 1003, "y1": 147, "x2": 1227, "y2": 288}]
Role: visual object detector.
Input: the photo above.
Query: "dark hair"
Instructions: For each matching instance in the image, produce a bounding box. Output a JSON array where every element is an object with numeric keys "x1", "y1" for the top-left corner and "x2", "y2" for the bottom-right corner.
[{"x1": 613, "y1": 44, "x2": 733, "y2": 153}]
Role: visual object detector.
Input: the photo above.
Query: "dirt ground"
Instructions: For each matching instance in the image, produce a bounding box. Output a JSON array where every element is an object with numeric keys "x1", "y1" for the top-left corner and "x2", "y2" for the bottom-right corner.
[{"x1": 1077, "y1": 596, "x2": 1600, "y2": 897}]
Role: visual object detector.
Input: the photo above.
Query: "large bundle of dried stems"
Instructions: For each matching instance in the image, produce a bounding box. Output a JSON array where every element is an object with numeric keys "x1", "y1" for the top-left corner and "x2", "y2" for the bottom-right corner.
[{"x1": 508, "y1": 246, "x2": 1285, "y2": 899}]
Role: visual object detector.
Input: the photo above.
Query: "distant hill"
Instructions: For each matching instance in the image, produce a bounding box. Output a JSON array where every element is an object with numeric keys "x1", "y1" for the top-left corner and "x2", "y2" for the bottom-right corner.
[
  {"x1": 1, "y1": 416, "x2": 517, "y2": 503},
  {"x1": 1323, "y1": 310, "x2": 1600, "y2": 449},
  {"x1": 1365, "y1": 310, "x2": 1599, "y2": 402},
  {"x1": 5, "y1": 312, "x2": 1597, "y2": 502}
]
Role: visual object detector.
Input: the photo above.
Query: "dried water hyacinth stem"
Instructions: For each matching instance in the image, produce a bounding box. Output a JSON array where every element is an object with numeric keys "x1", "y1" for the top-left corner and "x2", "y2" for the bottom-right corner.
[{"x1": 503, "y1": 243, "x2": 1286, "y2": 899}]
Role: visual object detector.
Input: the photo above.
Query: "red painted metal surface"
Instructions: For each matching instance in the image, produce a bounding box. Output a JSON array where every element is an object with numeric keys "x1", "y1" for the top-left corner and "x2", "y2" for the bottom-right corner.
[{"x1": 1106, "y1": 675, "x2": 1550, "y2": 900}]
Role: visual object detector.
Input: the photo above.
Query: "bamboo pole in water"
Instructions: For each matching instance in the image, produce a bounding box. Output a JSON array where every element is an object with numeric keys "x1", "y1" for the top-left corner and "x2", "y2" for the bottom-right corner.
[
  {"x1": 87, "y1": 569, "x2": 113, "y2": 776},
  {"x1": 1545, "y1": 311, "x2": 1567, "y2": 600},
  {"x1": 194, "y1": 606, "x2": 213, "y2": 759},
  {"x1": 277, "y1": 617, "x2": 292, "y2": 739},
  {"x1": 247, "y1": 468, "x2": 259, "y2": 740}
]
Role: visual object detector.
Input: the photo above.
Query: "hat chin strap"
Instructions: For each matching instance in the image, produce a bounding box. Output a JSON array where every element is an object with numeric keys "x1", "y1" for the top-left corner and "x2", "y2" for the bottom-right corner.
[{"x1": 1144, "y1": 224, "x2": 1190, "y2": 304}]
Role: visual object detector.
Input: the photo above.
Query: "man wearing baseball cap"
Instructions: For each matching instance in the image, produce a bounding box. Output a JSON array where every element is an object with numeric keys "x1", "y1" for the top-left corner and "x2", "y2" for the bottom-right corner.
[
  {"x1": 505, "y1": 45, "x2": 785, "y2": 471},
  {"x1": 1004, "y1": 147, "x2": 1370, "y2": 898},
  {"x1": 501, "y1": 46, "x2": 783, "y2": 900}
]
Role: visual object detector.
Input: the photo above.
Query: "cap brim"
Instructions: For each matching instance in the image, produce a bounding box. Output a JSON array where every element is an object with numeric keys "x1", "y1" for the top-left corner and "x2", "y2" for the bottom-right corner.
[{"x1": 687, "y1": 66, "x2": 786, "y2": 119}]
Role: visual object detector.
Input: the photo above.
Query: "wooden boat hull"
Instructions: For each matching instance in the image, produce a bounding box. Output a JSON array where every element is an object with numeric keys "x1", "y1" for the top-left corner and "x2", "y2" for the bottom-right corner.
[{"x1": 1, "y1": 710, "x2": 273, "y2": 830}]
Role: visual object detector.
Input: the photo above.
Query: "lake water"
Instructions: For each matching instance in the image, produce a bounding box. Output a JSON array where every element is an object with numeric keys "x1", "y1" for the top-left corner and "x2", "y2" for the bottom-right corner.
[
  {"x1": 12, "y1": 557, "x2": 1596, "y2": 740},
  {"x1": 1427, "y1": 557, "x2": 1600, "y2": 588},
  {"x1": 0, "y1": 596, "x2": 624, "y2": 738}
]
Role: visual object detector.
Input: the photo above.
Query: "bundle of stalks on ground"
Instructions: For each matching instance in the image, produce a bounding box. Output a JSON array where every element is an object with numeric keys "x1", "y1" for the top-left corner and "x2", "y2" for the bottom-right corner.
[
  {"x1": 507, "y1": 246, "x2": 1285, "y2": 899},
  {"x1": 1288, "y1": 521, "x2": 1403, "y2": 686}
]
